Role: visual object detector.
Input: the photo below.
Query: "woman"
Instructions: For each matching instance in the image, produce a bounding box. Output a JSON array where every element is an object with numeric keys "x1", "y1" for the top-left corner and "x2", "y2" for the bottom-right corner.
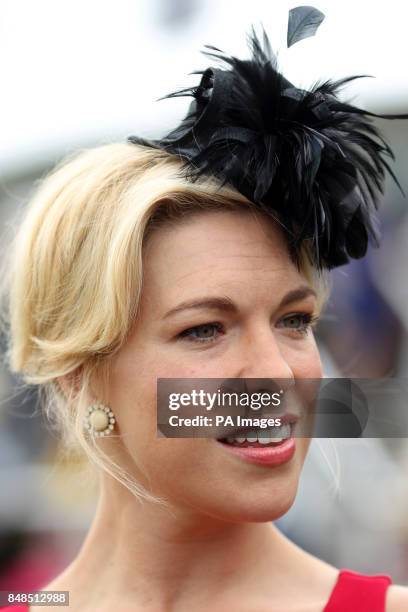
[{"x1": 1, "y1": 6, "x2": 408, "y2": 611}]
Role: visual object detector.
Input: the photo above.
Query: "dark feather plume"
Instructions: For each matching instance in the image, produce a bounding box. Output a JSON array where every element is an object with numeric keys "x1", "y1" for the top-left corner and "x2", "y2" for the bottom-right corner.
[
  {"x1": 128, "y1": 9, "x2": 408, "y2": 270},
  {"x1": 287, "y1": 5, "x2": 325, "y2": 48}
]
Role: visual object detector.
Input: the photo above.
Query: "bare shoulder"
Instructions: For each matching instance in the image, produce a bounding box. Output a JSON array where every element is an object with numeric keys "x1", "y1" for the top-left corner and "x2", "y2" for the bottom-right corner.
[{"x1": 386, "y1": 584, "x2": 408, "y2": 612}]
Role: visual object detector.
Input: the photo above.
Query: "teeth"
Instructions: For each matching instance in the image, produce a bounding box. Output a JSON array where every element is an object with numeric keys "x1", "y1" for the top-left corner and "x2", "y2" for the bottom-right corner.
[
  {"x1": 246, "y1": 432, "x2": 258, "y2": 442},
  {"x1": 270, "y1": 424, "x2": 291, "y2": 440},
  {"x1": 226, "y1": 424, "x2": 292, "y2": 445}
]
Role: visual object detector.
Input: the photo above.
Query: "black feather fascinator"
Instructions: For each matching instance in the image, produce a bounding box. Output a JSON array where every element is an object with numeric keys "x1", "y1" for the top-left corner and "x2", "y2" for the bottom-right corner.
[{"x1": 128, "y1": 6, "x2": 408, "y2": 270}]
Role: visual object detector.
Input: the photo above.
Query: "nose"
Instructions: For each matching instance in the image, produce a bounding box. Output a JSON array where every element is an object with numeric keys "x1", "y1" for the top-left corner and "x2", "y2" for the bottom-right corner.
[{"x1": 235, "y1": 322, "x2": 295, "y2": 386}]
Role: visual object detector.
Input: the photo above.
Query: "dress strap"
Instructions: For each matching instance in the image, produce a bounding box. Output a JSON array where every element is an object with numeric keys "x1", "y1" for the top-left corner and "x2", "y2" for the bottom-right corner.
[{"x1": 324, "y1": 569, "x2": 392, "y2": 612}]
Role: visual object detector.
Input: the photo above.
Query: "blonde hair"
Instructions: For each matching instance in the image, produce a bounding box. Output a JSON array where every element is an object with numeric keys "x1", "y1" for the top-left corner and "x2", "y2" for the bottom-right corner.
[{"x1": 0, "y1": 142, "x2": 330, "y2": 505}]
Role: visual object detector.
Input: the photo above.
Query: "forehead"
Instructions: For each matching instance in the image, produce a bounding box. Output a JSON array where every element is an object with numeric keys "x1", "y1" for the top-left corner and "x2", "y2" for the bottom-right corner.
[{"x1": 141, "y1": 210, "x2": 307, "y2": 305}]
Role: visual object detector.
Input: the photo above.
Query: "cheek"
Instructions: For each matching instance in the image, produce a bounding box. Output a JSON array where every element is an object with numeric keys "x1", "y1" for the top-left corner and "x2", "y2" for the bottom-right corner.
[
  {"x1": 108, "y1": 353, "x2": 202, "y2": 478},
  {"x1": 283, "y1": 336, "x2": 323, "y2": 379},
  {"x1": 299, "y1": 436, "x2": 312, "y2": 459},
  {"x1": 127, "y1": 435, "x2": 215, "y2": 505},
  {"x1": 143, "y1": 439, "x2": 201, "y2": 482}
]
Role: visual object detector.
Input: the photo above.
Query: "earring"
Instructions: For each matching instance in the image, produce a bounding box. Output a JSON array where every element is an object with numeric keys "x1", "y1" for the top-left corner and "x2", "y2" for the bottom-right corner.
[{"x1": 83, "y1": 402, "x2": 116, "y2": 437}]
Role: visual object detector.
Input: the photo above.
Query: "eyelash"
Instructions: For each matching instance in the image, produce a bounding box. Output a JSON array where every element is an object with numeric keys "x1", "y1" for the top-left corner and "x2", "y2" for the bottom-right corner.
[
  {"x1": 177, "y1": 313, "x2": 319, "y2": 344},
  {"x1": 178, "y1": 322, "x2": 225, "y2": 344}
]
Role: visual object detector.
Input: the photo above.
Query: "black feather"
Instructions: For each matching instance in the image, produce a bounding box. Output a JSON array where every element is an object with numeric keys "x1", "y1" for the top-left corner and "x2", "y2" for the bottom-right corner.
[{"x1": 128, "y1": 19, "x2": 408, "y2": 270}]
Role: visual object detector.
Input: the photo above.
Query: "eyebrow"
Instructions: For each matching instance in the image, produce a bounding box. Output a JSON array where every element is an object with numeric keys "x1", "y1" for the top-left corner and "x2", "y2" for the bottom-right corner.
[{"x1": 163, "y1": 286, "x2": 317, "y2": 319}]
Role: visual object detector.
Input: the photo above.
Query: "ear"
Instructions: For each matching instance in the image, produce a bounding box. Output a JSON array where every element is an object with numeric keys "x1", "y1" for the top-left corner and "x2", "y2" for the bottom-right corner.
[{"x1": 57, "y1": 366, "x2": 84, "y2": 401}]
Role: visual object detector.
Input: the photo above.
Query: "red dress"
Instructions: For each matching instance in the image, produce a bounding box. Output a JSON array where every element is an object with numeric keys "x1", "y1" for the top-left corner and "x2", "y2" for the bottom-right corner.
[
  {"x1": 323, "y1": 569, "x2": 392, "y2": 611},
  {"x1": 0, "y1": 569, "x2": 392, "y2": 611}
]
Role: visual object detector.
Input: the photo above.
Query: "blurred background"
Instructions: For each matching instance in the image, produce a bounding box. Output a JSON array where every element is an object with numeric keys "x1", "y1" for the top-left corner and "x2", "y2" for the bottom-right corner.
[{"x1": 1, "y1": 0, "x2": 408, "y2": 591}]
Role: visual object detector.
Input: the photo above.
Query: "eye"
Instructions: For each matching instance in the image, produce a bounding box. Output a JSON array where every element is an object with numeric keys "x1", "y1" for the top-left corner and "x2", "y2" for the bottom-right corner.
[
  {"x1": 178, "y1": 322, "x2": 224, "y2": 344},
  {"x1": 277, "y1": 312, "x2": 319, "y2": 336}
]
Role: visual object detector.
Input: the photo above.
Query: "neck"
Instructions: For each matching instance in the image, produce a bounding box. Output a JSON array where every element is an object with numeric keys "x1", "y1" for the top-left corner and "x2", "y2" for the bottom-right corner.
[{"x1": 57, "y1": 476, "x2": 334, "y2": 610}]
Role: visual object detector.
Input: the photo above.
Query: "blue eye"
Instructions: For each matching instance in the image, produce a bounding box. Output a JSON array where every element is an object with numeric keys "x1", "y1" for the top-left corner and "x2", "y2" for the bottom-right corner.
[
  {"x1": 279, "y1": 313, "x2": 318, "y2": 335},
  {"x1": 178, "y1": 322, "x2": 224, "y2": 343}
]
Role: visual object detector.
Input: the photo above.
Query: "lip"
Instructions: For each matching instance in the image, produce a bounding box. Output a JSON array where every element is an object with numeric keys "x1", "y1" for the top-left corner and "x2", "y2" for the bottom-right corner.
[{"x1": 215, "y1": 436, "x2": 296, "y2": 467}]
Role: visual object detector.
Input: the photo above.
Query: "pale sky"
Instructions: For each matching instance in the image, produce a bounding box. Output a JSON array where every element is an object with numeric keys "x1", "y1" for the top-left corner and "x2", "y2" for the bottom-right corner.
[{"x1": 0, "y1": 0, "x2": 407, "y2": 176}]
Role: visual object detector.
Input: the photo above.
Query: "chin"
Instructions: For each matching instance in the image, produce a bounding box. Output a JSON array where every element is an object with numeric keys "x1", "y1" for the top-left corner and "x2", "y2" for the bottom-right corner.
[
  {"x1": 207, "y1": 497, "x2": 297, "y2": 524},
  {"x1": 207, "y1": 451, "x2": 304, "y2": 523},
  {"x1": 193, "y1": 476, "x2": 300, "y2": 524},
  {"x1": 235, "y1": 489, "x2": 298, "y2": 523}
]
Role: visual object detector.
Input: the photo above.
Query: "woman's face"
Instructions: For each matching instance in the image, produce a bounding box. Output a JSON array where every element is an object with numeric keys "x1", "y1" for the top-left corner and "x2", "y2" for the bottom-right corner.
[{"x1": 105, "y1": 209, "x2": 323, "y2": 521}]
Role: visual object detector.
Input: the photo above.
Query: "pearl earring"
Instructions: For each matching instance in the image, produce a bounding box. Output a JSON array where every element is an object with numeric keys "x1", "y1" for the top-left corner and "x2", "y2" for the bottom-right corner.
[{"x1": 83, "y1": 402, "x2": 116, "y2": 437}]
